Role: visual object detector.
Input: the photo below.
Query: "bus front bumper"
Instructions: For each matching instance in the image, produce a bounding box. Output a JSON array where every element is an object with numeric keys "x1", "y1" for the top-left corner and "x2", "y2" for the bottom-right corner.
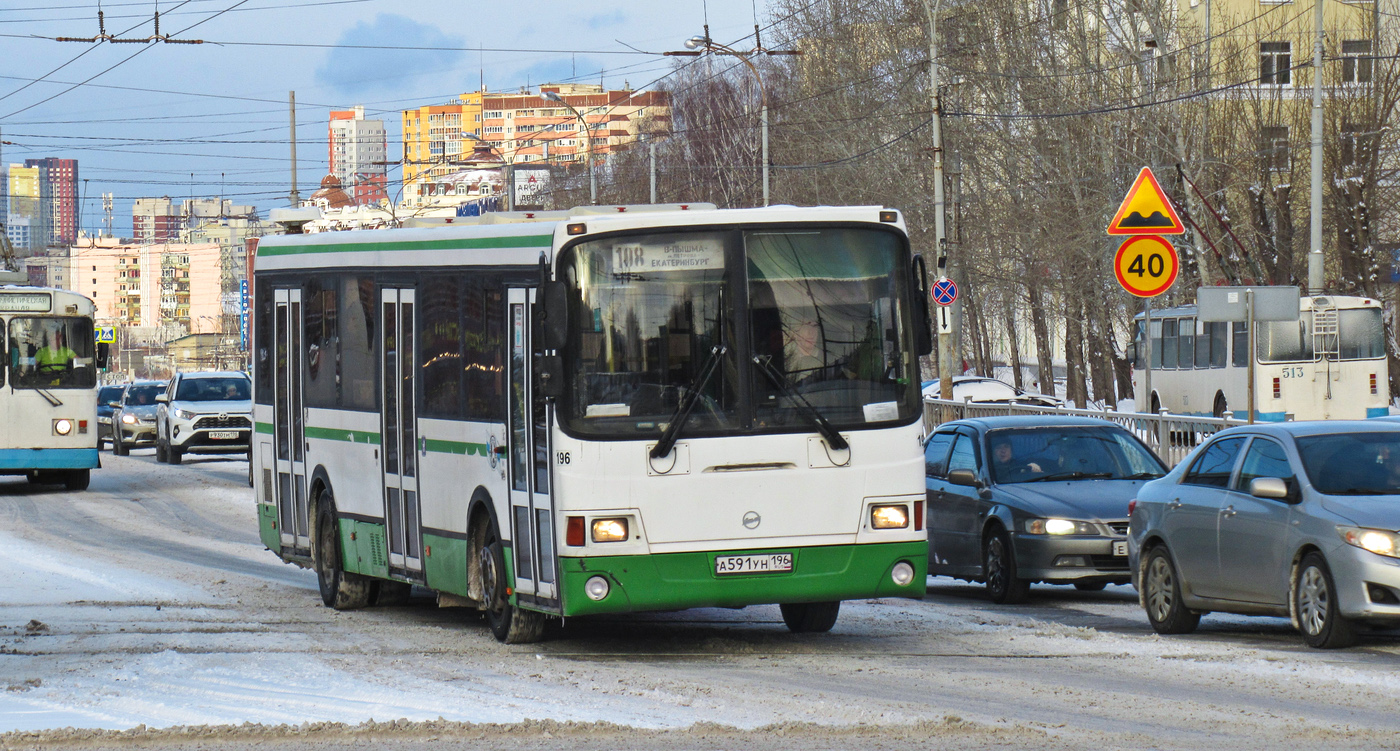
[
  {"x1": 0, "y1": 448, "x2": 100, "y2": 472},
  {"x1": 555, "y1": 541, "x2": 926, "y2": 617}
]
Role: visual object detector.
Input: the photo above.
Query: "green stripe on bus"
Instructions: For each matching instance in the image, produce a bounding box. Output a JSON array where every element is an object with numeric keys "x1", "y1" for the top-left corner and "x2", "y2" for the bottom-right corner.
[
  {"x1": 422, "y1": 438, "x2": 491, "y2": 457},
  {"x1": 256, "y1": 421, "x2": 274, "y2": 434},
  {"x1": 257, "y1": 234, "x2": 554, "y2": 257},
  {"x1": 305, "y1": 425, "x2": 382, "y2": 445}
]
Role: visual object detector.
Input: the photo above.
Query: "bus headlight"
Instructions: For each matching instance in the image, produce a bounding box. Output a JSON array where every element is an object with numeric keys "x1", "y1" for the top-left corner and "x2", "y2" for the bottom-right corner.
[
  {"x1": 891, "y1": 561, "x2": 916, "y2": 586},
  {"x1": 585, "y1": 576, "x2": 611, "y2": 601},
  {"x1": 121, "y1": 413, "x2": 137, "y2": 425},
  {"x1": 591, "y1": 518, "x2": 629, "y2": 542},
  {"x1": 53, "y1": 419, "x2": 73, "y2": 436},
  {"x1": 871, "y1": 504, "x2": 909, "y2": 529}
]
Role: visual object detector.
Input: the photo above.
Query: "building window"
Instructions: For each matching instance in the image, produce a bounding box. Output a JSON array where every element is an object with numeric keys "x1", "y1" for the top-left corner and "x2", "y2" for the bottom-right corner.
[
  {"x1": 1259, "y1": 125, "x2": 1289, "y2": 171},
  {"x1": 1259, "y1": 42, "x2": 1291, "y2": 85},
  {"x1": 1341, "y1": 123, "x2": 1376, "y2": 167},
  {"x1": 1341, "y1": 40, "x2": 1372, "y2": 84}
]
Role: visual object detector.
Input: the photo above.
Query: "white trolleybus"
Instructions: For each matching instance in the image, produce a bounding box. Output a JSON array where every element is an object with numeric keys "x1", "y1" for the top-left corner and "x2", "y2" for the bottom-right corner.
[
  {"x1": 252, "y1": 204, "x2": 932, "y2": 642},
  {"x1": 1131, "y1": 294, "x2": 1390, "y2": 421},
  {"x1": 1, "y1": 282, "x2": 104, "y2": 489}
]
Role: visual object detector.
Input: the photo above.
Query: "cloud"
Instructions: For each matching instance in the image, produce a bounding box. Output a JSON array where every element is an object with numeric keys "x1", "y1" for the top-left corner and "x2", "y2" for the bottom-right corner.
[
  {"x1": 585, "y1": 10, "x2": 626, "y2": 30},
  {"x1": 314, "y1": 14, "x2": 467, "y2": 96}
]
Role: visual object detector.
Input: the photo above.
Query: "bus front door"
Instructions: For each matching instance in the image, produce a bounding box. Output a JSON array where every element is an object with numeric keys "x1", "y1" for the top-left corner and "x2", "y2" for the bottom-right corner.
[
  {"x1": 381, "y1": 287, "x2": 423, "y2": 574},
  {"x1": 273, "y1": 288, "x2": 310, "y2": 552},
  {"x1": 506, "y1": 288, "x2": 559, "y2": 612}
]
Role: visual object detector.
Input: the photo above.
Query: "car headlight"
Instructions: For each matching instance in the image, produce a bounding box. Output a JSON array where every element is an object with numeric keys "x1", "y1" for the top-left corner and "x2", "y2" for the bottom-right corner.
[
  {"x1": 871, "y1": 504, "x2": 910, "y2": 529},
  {"x1": 53, "y1": 419, "x2": 73, "y2": 436},
  {"x1": 1025, "y1": 518, "x2": 1098, "y2": 535},
  {"x1": 121, "y1": 413, "x2": 137, "y2": 425},
  {"x1": 1338, "y1": 526, "x2": 1400, "y2": 559},
  {"x1": 591, "y1": 518, "x2": 629, "y2": 543},
  {"x1": 173, "y1": 408, "x2": 196, "y2": 420}
]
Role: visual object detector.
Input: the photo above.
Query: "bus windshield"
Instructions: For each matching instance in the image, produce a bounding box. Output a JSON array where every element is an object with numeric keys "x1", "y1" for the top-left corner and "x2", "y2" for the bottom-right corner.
[
  {"x1": 559, "y1": 227, "x2": 918, "y2": 438},
  {"x1": 7, "y1": 316, "x2": 96, "y2": 389}
]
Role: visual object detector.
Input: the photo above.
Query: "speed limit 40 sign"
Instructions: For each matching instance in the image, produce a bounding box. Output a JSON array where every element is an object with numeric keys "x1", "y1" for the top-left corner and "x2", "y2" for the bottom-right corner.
[{"x1": 1113, "y1": 235, "x2": 1179, "y2": 297}]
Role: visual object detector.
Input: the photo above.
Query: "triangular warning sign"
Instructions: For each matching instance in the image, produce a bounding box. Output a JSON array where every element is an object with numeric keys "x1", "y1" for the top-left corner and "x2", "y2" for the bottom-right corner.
[{"x1": 1107, "y1": 167, "x2": 1185, "y2": 235}]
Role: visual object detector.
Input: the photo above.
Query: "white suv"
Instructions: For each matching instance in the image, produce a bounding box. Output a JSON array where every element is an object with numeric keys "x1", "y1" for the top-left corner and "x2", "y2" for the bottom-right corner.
[{"x1": 155, "y1": 371, "x2": 253, "y2": 465}]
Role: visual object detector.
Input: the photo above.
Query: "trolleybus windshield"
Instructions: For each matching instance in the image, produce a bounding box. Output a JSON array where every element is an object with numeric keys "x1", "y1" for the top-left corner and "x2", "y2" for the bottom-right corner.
[
  {"x1": 559, "y1": 226, "x2": 918, "y2": 438},
  {"x1": 6, "y1": 316, "x2": 96, "y2": 389}
]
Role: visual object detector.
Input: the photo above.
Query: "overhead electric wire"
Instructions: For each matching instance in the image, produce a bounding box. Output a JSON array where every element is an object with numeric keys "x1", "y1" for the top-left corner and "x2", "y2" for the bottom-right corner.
[{"x1": 0, "y1": 0, "x2": 373, "y2": 24}]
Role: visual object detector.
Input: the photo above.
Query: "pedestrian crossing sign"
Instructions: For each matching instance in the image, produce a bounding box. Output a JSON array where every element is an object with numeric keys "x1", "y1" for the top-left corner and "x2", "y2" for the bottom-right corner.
[
  {"x1": 1107, "y1": 167, "x2": 1185, "y2": 236},
  {"x1": 95, "y1": 326, "x2": 116, "y2": 344}
]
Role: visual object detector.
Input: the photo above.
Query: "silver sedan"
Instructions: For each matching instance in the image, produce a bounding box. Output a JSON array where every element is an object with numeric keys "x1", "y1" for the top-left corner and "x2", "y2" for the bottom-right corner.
[{"x1": 1129, "y1": 422, "x2": 1400, "y2": 648}]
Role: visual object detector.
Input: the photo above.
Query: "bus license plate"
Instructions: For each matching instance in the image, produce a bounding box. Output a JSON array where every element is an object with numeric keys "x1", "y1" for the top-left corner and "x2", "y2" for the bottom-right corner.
[
  {"x1": 1112, "y1": 540, "x2": 1128, "y2": 556},
  {"x1": 715, "y1": 553, "x2": 792, "y2": 575},
  {"x1": 209, "y1": 431, "x2": 238, "y2": 440}
]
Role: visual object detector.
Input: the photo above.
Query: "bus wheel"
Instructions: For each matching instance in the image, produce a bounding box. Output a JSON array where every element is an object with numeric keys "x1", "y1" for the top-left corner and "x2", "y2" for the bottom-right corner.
[
  {"x1": 1213, "y1": 393, "x2": 1228, "y2": 419},
  {"x1": 63, "y1": 470, "x2": 90, "y2": 491},
  {"x1": 313, "y1": 489, "x2": 371, "y2": 610},
  {"x1": 478, "y1": 530, "x2": 545, "y2": 644},
  {"x1": 780, "y1": 601, "x2": 841, "y2": 633}
]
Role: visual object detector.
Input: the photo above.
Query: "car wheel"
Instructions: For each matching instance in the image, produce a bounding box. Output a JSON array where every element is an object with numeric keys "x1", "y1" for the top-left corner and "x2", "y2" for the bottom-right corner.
[
  {"x1": 1295, "y1": 553, "x2": 1358, "y2": 649},
  {"x1": 1074, "y1": 582, "x2": 1107, "y2": 592},
  {"x1": 63, "y1": 469, "x2": 90, "y2": 491},
  {"x1": 155, "y1": 439, "x2": 167, "y2": 463},
  {"x1": 983, "y1": 526, "x2": 1030, "y2": 604},
  {"x1": 477, "y1": 525, "x2": 545, "y2": 644},
  {"x1": 167, "y1": 446, "x2": 183, "y2": 465},
  {"x1": 313, "y1": 488, "x2": 371, "y2": 610},
  {"x1": 113, "y1": 430, "x2": 129, "y2": 456},
  {"x1": 780, "y1": 601, "x2": 841, "y2": 633},
  {"x1": 246, "y1": 452, "x2": 255, "y2": 488},
  {"x1": 1142, "y1": 546, "x2": 1200, "y2": 635}
]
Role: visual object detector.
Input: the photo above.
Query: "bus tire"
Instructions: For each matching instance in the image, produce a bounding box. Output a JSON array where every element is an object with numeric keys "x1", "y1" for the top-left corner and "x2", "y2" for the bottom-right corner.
[
  {"x1": 113, "y1": 431, "x2": 129, "y2": 456},
  {"x1": 1213, "y1": 393, "x2": 1228, "y2": 419},
  {"x1": 63, "y1": 470, "x2": 90, "y2": 491},
  {"x1": 780, "y1": 601, "x2": 841, "y2": 633},
  {"x1": 479, "y1": 533, "x2": 545, "y2": 644},
  {"x1": 314, "y1": 489, "x2": 371, "y2": 610}
]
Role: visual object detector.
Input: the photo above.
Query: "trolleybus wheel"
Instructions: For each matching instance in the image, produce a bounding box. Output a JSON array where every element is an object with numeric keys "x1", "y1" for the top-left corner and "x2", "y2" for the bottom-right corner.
[
  {"x1": 779, "y1": 601, "x2": 841, "y2": 633},
  {"x1": 63, "y1": 470, "x2": 90, "y2": 491},
  {"x1": 314, "y1": 489, "x2": 371, "y2": 610},
  {"x1": 478, "y1": 529, "x2": 545, "y2": 644}
]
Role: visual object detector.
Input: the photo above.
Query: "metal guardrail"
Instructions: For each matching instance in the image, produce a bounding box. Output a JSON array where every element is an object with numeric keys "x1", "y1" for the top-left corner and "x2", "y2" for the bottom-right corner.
[{"x1": 923, "y1": 398, "x2": 1249, "y2": 467}]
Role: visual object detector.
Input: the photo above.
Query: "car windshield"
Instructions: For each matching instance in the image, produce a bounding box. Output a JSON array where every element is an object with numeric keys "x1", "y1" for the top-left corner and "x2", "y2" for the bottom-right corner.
[
  {"x1": 559, "y1": 227, "x2": 918, "y2": 438},
  {"x1": 986, "y1": 426, "x2": 1167, "y2": 484},
  {"x1": 176, "y1": 377, "x2": 250, "y2": 402},
  {"x1": 99, "y1": 386, "x2": 125, "y2": 404},
  {"x1": 6, "y1": 316, "x2": 96, "y2": 389},
  {"x1": 1295, "y1": 432, "x2": 1400, "y2": 495},
  {"x1": 125, "y1": 384, "x2": 165, "y2": 406}
]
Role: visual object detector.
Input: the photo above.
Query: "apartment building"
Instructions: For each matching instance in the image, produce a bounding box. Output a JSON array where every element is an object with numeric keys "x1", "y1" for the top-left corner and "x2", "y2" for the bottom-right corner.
[
  {"x1": 6, "y1": 164, "x2": 51, "y2": 254},
  {"x1": 328, "y1": 106, "x2": 389, "y2": 206},
  {"x1": 23, "y1": 157, "x2": 78, "y2": 246},
  {"x1": 133, "y1": 197, "x2": 257, "y2": 244},
  {"x1": 63, "y1": 237, "x2": 223, "y2": 333},
  {"x1": 402, "y1": 90, "x2": 485, "y2": 186}
]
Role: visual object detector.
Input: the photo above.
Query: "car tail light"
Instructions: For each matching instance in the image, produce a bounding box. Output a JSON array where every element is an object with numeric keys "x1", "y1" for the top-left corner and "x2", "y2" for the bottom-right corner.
[
  {"x1": 1272, "y1": 377, "x2": 1281, "y2": 399},
  {"x1": 1128, "y1": 500, "x2": 1137, "y2": 515},
  {"x1": 566, "y1": 516, "x2": 585, "y2": 546}
]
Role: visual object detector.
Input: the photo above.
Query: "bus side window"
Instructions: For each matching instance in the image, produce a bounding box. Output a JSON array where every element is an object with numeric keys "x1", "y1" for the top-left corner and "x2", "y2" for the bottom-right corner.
[
  {"x1": 340, "y1": 276, "x2": 378, "y2": 410},
  {"x1": 1161, "y1": 318, "x2": 1178, "y2": 369},
  {"x1": 1149, "y1": 318, "x2": 1162, "y2": 368},
  {"x1": 255, "y1": 278, "x2": 273, "y2": 405},
  {"x1": 1195, "y1": 319, "x2": 1211, "y2": 369},
  {"x1": 304, "y1": 275, "x2": 340, "y2": 410},
  {"x1": 1178, "y1": 317, "x2": 1195, "y2": 369},
  {"x1": 1231, "y1": 322, "x2": 1248, "y2": 367}
]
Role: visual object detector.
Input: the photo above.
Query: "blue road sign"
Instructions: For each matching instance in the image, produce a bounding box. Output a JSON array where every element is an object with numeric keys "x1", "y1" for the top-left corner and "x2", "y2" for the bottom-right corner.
[
  {"x1": 239, "y1": 279, "x2": 249, "y2": 350},
  {"x1": 931, "y1": 277, "x2": 959, "y2": 306}
]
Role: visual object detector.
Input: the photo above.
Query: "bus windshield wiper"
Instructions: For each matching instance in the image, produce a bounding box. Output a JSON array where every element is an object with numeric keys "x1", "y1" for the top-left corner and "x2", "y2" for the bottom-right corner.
[
  {"x1": 31, "y1": 387, "x2": 63, "y2": 407},
  {"x1": 650, "y1": 345, "x2": 727, "y2": 460},
  {"x1": 752, "y1": 355, "x2": 849, "y2": 451}
]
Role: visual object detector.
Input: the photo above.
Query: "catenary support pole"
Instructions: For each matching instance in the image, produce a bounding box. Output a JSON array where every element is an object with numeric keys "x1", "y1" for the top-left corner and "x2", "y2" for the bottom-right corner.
[
  {"x1": 289, "y1": 91, "x2": 300, "y2": 207},
  {"x1": 1308, "y1": 0, "x2": 1325, "y2": 294}
]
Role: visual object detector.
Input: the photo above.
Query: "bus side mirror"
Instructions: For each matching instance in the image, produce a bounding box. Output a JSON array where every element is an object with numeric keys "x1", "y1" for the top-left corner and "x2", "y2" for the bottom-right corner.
[
  {"x1": 1125, "y1": 343, "x2": 1138, "y2": 364},
  {"x1": 538, "y1": 281, "x2": 569, "y2": 352},
  {"x1": 912, "y1": 256, "x2": 933, "y2": 356},
  {"x1": 96, "y1": 342, "x2": 110, "y2": 369}
]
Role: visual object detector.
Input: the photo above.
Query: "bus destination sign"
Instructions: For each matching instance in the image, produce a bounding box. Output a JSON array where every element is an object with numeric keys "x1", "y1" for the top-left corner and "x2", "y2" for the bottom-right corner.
[{"x1": 0, "y1": 293, "x2": 52, "y2": 312}]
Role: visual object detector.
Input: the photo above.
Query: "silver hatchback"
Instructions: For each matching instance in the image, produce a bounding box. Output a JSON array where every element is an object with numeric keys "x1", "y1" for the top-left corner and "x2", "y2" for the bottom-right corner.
[{"x1": 1129, "y1": 422, "x2": 1400, "y2": 648}]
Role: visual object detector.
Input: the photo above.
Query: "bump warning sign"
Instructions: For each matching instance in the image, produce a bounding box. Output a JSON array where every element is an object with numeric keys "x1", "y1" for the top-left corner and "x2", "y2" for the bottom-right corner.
[{"x1": 1106, "y1": 167, "x2": 1185, "y2": 236}]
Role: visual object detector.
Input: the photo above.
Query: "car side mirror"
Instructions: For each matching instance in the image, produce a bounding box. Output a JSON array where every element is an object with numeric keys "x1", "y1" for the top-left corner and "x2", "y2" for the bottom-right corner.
[
  {"x1": 155, "y1": 393, "x2": 168, "y2": 404},
  {"x1": 1249, "y1": 476, "x2": 1290, "y2": 500},
  {"x1": 107, "y1": 400, "x2": 122, "y2": 408},
  {"x1": 947, "y1": 468, "x2": 981, "y2": 488}
]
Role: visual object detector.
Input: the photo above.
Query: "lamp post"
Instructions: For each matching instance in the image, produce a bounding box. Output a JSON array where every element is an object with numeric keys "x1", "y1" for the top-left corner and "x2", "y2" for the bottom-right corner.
[
  {"x1": 544, "y1": 91, "x2": 596, "y2": 204},
  {"x1": 920, "y1": 0, "x2": 954, "y2": 405},
  {"x1": 669, "y1": 35, "x2": 770, "y2": 206},
  {"x1": 465, "y1": 133, "x2": 514, "y2": 211}
]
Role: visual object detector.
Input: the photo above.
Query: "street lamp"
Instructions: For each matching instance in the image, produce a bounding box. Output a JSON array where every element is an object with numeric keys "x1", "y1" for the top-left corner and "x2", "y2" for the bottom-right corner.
[
  {"x1": 464, "y1": 133, "x2": 514, "y2": 211},
  {"x1": 543, "y1": 91, "x2": 597, "y2": 204},
  {"x1": 671, "y1": 35, "x2": 771, "y2": 206}
]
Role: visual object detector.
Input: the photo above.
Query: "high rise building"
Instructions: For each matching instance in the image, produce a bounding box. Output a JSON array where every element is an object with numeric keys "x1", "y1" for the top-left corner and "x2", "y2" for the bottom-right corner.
[
  {"x1": 6, "y1": 164, "x2": 52, "y2": 254},
  {"x1": 402, "y1": 91, "x2": 484, "y2": 187},
  {"x1": 328, "y1": 106, "x2": 389, "y2": 206},
  {"x1": 24, "y1": 157, "x2": 77, "y2": 245}
]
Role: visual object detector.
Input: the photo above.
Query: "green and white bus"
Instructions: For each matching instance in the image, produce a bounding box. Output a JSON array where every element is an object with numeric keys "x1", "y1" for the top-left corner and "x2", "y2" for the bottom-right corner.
[{"x1": 252, "y1": 204, "x2": 931, "y2": 642}]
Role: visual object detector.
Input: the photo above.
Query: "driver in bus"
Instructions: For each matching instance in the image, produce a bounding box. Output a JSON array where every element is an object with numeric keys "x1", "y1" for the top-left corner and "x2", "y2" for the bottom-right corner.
[{"x1": 34, "y1": 328, "x2": 77, "y2": 384}]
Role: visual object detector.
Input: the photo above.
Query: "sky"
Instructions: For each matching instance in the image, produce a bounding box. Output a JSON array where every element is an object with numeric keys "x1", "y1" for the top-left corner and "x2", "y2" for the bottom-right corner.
[{"x1": 0, "y1": 0, "x2": 768, "y2": 237}]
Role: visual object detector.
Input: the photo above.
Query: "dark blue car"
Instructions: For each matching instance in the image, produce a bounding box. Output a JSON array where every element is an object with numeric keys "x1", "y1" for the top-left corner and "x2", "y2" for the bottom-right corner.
[
  {"x1": 96, "y1": 383, "x2": 127, "y2": 449},
  {"x1": 924, "y1": 416, "x2": 1168, "y2": 603}
]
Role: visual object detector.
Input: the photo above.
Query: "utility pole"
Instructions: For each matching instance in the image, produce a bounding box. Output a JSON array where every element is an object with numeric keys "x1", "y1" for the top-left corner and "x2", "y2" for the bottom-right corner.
[
  {"x1": 1307, "y1": 0, "x2": 1325, "y2": 294},
  {"x1": 649, "y1": 140, "x2": 658, "y2": 203},
  {"x1": 922, "y1": 0, "x2": 954, "y2": 402},
  {"x1": 289, "y1": 91, "x2": 301, "y2": 207}
]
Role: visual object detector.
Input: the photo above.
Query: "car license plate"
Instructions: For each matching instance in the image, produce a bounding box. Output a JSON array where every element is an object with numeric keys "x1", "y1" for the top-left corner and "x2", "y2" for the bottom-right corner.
[
  {"x1": 1112, "y1": 540, "x2": 1128, "y2": 556},
  {"x1": 715, "y1": 553, "x2": 792, "y2": 575},
  {"x1": 208, "y1": 431, "x2": 239, "y2": 440}
]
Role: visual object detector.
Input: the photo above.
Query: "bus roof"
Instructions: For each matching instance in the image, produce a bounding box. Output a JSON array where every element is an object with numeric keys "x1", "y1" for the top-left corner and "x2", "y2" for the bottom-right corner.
[
  {"x1": 253, "y1": 204, "x2": 906, "y2": 272},
  {"x1": 1131, "y1": 293, "x2": 1379, "y2": 320}
]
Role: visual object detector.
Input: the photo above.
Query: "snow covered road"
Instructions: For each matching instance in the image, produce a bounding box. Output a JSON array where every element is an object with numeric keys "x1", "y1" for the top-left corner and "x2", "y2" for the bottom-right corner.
[{"x1": 2, "y1": 452, "x2": 1400, "y2": 749}]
